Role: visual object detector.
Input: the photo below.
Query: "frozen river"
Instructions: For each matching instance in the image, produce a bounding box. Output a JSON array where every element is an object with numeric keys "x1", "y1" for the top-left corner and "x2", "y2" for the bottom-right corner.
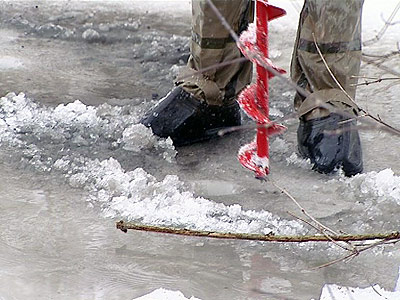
[{"x1": 0, "y1": 1, "x2": 400, "y2": 299}]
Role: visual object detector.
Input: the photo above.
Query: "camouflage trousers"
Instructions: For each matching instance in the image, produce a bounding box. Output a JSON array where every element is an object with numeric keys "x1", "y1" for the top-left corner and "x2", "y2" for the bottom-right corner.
[{"x1": 177, "y1": 0, "x2": 364, "y2": 117}]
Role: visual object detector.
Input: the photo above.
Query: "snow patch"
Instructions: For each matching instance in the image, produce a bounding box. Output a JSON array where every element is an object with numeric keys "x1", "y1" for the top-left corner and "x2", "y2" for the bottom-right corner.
[
  {"x1": 343, "y1": 169, "x2": 400, "y2": 204},
  {"x1": 270, "y1": 137, "x2": 290, "y2": 155},
  {"x1": 133, "y1": 288, "x2": 201, "y2": 300}
]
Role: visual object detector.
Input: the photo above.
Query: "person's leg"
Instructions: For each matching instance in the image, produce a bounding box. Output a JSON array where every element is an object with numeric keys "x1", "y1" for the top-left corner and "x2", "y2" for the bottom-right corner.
[
  {"x1": 178, "y1": 0, "x2": 252, "y2": 106},
  {"x1": 141, "y1": 0, "x2": 252, "y2": 146},
  {"x1": 291, "y1": 0, "x2": 364, "y2": 176}
]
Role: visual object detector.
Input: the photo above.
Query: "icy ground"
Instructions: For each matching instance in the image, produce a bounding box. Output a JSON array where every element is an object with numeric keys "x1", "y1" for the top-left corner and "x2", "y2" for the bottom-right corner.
[{"x1": 0, "y1": 0, "x2": 400, "y2": 299}]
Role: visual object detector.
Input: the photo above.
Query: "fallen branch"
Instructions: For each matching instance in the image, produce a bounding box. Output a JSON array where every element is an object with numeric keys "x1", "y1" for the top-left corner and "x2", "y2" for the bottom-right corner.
[{"x1": 116, "y1": 221, "x2": 400, "y2": 243}]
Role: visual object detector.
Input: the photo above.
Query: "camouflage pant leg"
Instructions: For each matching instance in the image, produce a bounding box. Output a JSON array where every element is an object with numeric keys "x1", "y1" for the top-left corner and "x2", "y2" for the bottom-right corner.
[
  {"x1": 290, "y1": 0, "x2": 365, "y2": 118},
  {"x1": 176, "y1": 0, "x2": 253, "y2": 106}
]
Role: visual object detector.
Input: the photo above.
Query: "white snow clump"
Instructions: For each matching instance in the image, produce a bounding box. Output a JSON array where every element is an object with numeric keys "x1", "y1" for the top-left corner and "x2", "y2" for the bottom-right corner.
[
  {"x1": 122, "y1": 124, "x2": 157, "y2": 152},
  {"x1": 343, "y1": 169, "x2": 400, "y2": 205},
  {"x1": 82, "y1": 28, "x2": 101, "y2": 41},
  {"x1": 133, "y1": 288, "x2": 201, "y2": 300}
]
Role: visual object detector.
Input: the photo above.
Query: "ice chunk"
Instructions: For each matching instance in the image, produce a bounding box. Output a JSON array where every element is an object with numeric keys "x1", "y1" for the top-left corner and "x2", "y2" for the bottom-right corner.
[
  {"x1": 0, "y1": 92, "x2": 302, "y2": 235},
  {"x1": 82, "y1": 28, "x2": 101, "y2": 42},
  {"x1": 343, "y1": 169, "x2": 400, "y2": 204},
  {"x1": 133, "y1": 288, "x2": 201, "y2": 300},
  {"x1": 286, "y1": 152, "x2": 312, "y2": 170},
  {"x1": 122, "y1": 124, "x2": 157, "y2": 152}
]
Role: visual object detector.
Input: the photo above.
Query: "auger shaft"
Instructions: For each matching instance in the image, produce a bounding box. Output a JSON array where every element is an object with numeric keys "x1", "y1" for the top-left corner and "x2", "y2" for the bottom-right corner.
[{"x1": 255, "y1": 0, "x2": 270, "y2": 168}]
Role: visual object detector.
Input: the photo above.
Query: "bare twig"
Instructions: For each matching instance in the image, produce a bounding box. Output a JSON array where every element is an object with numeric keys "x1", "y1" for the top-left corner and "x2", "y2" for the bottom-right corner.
[
  {"x1": 313, "y1": 252, "x2": 358, "y2": 270},
  {"x1": 363, "y1": 1, "x2": 400, "y2": 46},
  {"x1": 269, "y1": 179, "x2": 339, "y2": 236},
  {"x1": 218, "y1": 112, "x2": 298, "y2": 136},
  {"x1": 313, "y1": 234, "x2": 400, "y2": 269},
  {"x1": 351, "y1": 76, "x2": 400, "y2": 87},
  {"x1": 361, "y1": 55, "x2": 400, "y2": 78},
  {"x1": 312, "y1": 33, "x2": 360, "y2": 110},
  {"x1": 362, "y1": 51, "x2": 400, "y2": 60},
  {"x1": 312, "y1": 33, "x2": 400, "y2": 137},
  {"x1": 287, "y1": 211, "x2": 354, "y2": 253}
]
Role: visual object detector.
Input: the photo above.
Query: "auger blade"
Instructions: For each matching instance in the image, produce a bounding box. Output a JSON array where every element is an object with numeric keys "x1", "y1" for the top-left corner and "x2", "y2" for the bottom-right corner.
[{"x1": 236, "y1": 0, "x2": 287, "y2": 178}]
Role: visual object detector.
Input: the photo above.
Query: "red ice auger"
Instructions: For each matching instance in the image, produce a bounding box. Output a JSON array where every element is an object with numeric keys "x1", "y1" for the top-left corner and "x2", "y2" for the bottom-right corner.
[{"x1": 237, "y1": 0, "x2": 287, "y2": 178}]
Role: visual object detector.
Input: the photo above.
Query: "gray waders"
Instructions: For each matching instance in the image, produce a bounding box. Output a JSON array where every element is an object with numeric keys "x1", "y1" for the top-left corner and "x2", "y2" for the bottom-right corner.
[{"x1": 142, "y1": 0, "x2": 364, "y2": 175}]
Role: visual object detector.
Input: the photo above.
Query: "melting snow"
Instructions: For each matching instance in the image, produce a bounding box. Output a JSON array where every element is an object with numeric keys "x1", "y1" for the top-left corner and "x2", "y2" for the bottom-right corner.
[
  {"x1": 133, "y1": 288, "x2": 201, "y2": 300},
  {"x1": 342, "y1": 169, "x2": 400, "y2": 205},
  {"x1": 0, "y1": 92, "x2": 302, "y2": 235}
]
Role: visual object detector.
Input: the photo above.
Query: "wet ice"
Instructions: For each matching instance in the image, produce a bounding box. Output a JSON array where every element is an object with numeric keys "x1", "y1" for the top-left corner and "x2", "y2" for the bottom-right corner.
[{"x1": 1, "y1": 0, "x2": 400, "y2": 299}]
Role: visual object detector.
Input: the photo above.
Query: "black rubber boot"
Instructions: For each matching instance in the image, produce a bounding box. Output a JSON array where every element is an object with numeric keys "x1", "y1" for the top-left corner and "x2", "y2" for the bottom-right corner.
[
  {"x1": 140, "y1": 87, "x2": 241, "y2": 146},
  {"x1": 297, "y1": 113, "x2": 363, "y2": 176}
]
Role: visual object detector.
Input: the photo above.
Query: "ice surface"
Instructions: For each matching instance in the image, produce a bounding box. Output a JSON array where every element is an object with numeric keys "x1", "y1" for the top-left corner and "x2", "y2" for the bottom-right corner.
[
  {"x1": 319, "y1": 284, "x2": 400, "y2": 300},
  {"x1": 133, "y1": 288, "x2": 201, "y2": 300}
]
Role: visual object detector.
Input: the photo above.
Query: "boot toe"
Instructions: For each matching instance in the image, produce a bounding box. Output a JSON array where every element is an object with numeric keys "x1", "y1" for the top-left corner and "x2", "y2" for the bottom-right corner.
[
  {"x1": 140, "y1": 87, "x2": 241, "y2": 146},
  {"x1": 298, "y1": 113, "x2": 363, "y2": 176}
]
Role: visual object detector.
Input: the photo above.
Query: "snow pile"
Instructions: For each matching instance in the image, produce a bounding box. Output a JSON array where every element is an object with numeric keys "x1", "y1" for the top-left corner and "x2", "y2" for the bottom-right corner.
[
  {"x1": 319, "y1": 284, "x2": 400, "y2": 300},
  {"x1": 0, "y1": 92, "x2": 301, "y2": 235},
  {"x1": 343, "y1": 169, "x2": 400, "y2": 205},
  {"x1": 133, "y1": 288, "x2": 201, "y2": 300},
  {"x1": 0, "y1": 92, "x2": 175, "y2": 157},
  {"x1": 54, "y1": 155, "x2": 302, "y2": 235}
]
